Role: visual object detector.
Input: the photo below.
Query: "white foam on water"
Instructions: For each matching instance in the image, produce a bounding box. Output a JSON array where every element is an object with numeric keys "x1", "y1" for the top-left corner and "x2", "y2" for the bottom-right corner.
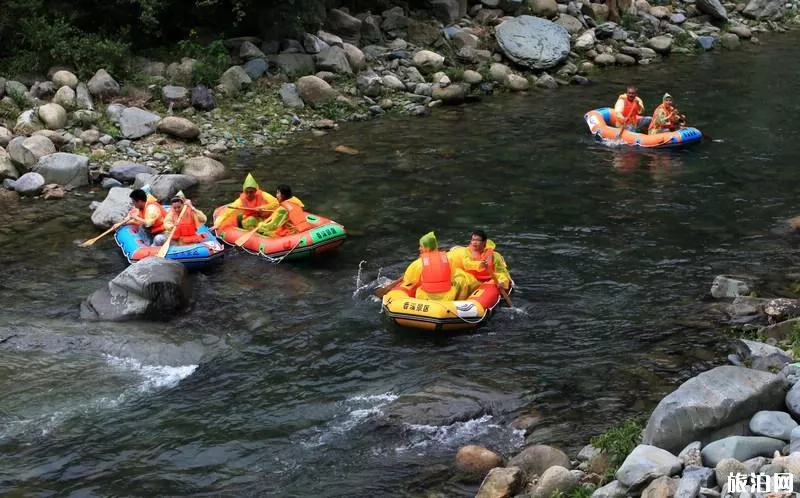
[
  {"x1": 395, "y1": 414, "x2": 497, "y2": 454},
  {"x1": 103, "y1": 355, "x2": 198, "y2": 392},
  {"x1": 299, "y1": 392, "x2": 399, "y2": 448}
]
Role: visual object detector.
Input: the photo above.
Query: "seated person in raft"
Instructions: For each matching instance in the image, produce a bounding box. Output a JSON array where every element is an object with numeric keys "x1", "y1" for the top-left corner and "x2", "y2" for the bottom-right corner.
[
  {"x1": 448, "y1": 229, "x2": 512, "y2": 295},
  {"x1": 614, "y1": 86, "x2": 651, "y2": 133},
  {"x1": 255, "y1": 185, "x2": 310, "y2": 238},
  {"x1": 163, "y1": 193, "x2": 208, "y2": 245},
  {"x1": 401, "y1": 231, "x2": 478, "y2": 302},
  {"x1": 127, "y1": 187, "x2": 168, "y2": 246},
  {"x1": 212, "y1": 173, "x2": 279, "y2": 230},
  {"x1": 648, "y1": 93, "x2": 686, "y2": 135}
]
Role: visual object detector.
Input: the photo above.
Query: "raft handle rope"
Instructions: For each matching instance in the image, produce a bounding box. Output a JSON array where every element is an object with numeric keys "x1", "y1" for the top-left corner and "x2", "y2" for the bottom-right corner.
[{"x1": 236, "y1": 234, "x2": 305, "y2": 264}]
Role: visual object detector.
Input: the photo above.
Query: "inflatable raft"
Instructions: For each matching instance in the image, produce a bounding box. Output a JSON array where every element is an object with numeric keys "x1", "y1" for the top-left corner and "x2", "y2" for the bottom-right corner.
[
  {"x1": 114, "y1": 220, "x2": 225, "y2": 270},
  {"x1": 584, "y1": 107, "x2": 703, "y2": 148},
  {"x1": 212, "y1": 206, "x2": 347, "y2": 262},
  {"x1": 381, "y1": 280, "x2": 512, "y2": 332}
]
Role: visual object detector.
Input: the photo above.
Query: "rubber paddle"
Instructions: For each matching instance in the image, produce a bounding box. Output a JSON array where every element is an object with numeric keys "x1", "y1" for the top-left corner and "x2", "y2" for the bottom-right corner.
[
  {"x1": 79, "y1": 216, "x2": 131, "y2": 247},
  {"x1": 374, "y1": 276, "x2": 404, "y2": 298},
  {"x1": 157, "y1": 204, "x2": 189, "y2": 258}
]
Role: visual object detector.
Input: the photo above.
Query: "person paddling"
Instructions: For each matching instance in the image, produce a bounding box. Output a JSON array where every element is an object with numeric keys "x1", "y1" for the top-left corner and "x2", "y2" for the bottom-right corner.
[
  {"x1": 614, "y1": 86, "x2": 647, "y2": 132},
  {"x1": 648, "y1": 93, "x2": 686, "y2": 135}
]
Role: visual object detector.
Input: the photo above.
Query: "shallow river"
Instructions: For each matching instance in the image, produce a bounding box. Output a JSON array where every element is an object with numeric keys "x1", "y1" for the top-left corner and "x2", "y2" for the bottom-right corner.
[{"x1": 3, "y1": 33, "x2": 800, "y2": 497}]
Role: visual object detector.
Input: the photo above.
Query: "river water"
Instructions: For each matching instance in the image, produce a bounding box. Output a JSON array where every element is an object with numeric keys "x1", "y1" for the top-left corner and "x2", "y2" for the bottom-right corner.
[{"x1": 3, "y1": 33, "x2": 800, "y2": 497}]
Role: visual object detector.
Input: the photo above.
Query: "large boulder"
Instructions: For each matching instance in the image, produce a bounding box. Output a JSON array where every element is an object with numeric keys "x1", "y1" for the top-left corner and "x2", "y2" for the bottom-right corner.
[
  {"x1": 108, "y1": 161, "x2": 154, "y2": 184},
  {"x1": 327, "y1": 8, "x2": 362, "y2": 45},
  {"x1": 696, "y1": 0, "x2": 729, "y2": 20},
  {"x1": 181, "y1": 157, "x2": 225, "y2": 182},
  {"x1": 52, "y1": 70, "x2": 78, "y2": 89},
  {"x1": 6, "y1": 135, "x2": 56, "y2": 169},
  {"x1": 0, "y1": 147, "x2": 18, "y2": 179},
  {"x1": 87, "y1": 69, "x2": 120, "y2": 99},
  {"x1": 53, "y1": 86, "x2": 77, "y2": 109},
  {"x1": 507, "y1": 444, "x2": 571, "y2": 479},
  {"x1": 615, "y1": 445, "x2": 682, "y2": 490},
  {"x1": 37, "y1": 103, "x2": 68, "y2": 130},
  {"x1": 14, "y1": 110, "x2": 43, "y2": 136},
  {"x1": 34, "y1": 152, "x2": 89, "y2": 188},
  {"x1": 495, "y1": 15, "x2": 570, "y2": 70},
  {"x1": 119, "y1": 107, "x2": 162, "y2": 139},
  {"x1": 642, "y1": 366, "x2": 787, "y2": 454},
  {"x1": 296, "y1": 75, "x2": 337, "y2": 108},
  {"x1": 742, "y1": 0, "x2": 785, "y2": 19},
  {"x1": 219, "y1": 66, "x2": 252, "y2": 95},
  {"x1": 157, "y1": 117, "x2": 200, "y2": 140},
  {"x1": 455, "y1": 445, "x2": 503, "y2": 480},
  {"x1": 91, "y1": 187, "x2": 133, "y2": 228},
  {"x1": 700, "y1": 436, "x2": 786, "y2": 467},
  {"x1": 412, "y1": 50, "x2": 446, "y2": 73},
  {"x1": 314, "y1": 46, "x2": 353, "y2": 75},
  {"x1": 475, "y1": 467, "x2": 524, "y2": 498},
  {"x1": 13, "y1": 172, "x2": 45, "y2": 196},
  {"x1": 80, "y1": 258, "x2": 191, "y2": 322},
  {"x1": 267, "y1": 54, "x2": 317, "y2": 78},
  {"x1": 76, "y1": 83, "x2": 95, "y2": 110},
  {"x1": 132, "y1": 173, "x2": 197, "y2": 202}
]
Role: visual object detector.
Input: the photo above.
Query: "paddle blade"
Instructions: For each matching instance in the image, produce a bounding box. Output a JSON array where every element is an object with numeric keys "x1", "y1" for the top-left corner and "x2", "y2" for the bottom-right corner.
[
  {"x1": 234, "y1": 227, "x2": 258, "y2": 247},
  {"x1": 78, "y1": 238, "x2": 97, "y2": 247},
  {"x1": 156, "y1": 241, "x2": 170, "y2": 258},
  {"x1": 374, "y1": 277, "x2": 403, "y2": 298}
]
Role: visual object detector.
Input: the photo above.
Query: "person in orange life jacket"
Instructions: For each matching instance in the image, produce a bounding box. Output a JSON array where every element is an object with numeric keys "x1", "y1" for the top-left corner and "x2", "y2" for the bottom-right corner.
[
  {"x1": 212, "y1": 173, "x2": 279, "y2": 230},
  {"x1": 163, "y1": 194, "x2": 208, "y2": 245},
  {"x1": 126, "y1": 187, "x2": 168, "y2": 246},
  {"x1": 447, "y1": 230, "x2": 512, "y2": 292},
  {"x1": 401, "y1": 231, "x2": 477, "y2": 301},
  {"x1": 648, "y1": 93, "x2": 686, "y2": 135},
  {"x1": 613, "y1": 86, "x2": 650, "y2": 132},
  {"x1": 255, "y1": 184, "x2": 309, "y2": 237}
]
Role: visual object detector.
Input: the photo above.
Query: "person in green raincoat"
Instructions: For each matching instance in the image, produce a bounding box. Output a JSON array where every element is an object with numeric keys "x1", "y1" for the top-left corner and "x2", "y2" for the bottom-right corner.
[{"x1": 212, "y1": 173, "x2": 279, "y2": 230}]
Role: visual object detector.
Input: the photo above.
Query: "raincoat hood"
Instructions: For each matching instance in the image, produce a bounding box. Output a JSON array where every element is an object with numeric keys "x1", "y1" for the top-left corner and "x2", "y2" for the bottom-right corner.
[
  {"x1": 243, "y1": 173, "x2": 259, "y2": 191},
  {"x1": 419, "y1": 231, "x2": 438, "y2": 250}
]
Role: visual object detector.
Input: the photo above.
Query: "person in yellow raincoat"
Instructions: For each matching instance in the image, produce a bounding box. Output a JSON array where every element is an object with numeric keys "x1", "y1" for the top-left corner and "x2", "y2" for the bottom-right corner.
[
  {"x1": 401, "y1": 231, "x2": 478, "y2": 301},
  {"x1": 448, "y1": 230, "x2": 512, "y2": 294},
  {"x1": 255, "y1": 185, "x2": 310, "y2": 237},
  {"x1": 212, "y1": 173, "x2": 278, "y2": 230}
]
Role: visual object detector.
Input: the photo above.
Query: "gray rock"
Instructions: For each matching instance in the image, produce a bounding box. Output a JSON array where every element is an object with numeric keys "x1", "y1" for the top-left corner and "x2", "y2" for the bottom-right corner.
[
  {"x1": 508, "y1": 444, "x2": 571, "y2": 480},
  {"x1": 102, "y1": 177, "x2": 123, "y2": 189},
  {"x1": 615, "y1": 444, "x2": 682, "y2": 490},
  {"x1": 220, "y1": 66, "x2": 252, "y2": 95},
  {"x1": 578, "y1": 444, "x2": 602, "y2": 462},
  {"x1": 0, "y1": 126, "x2": 12, "y2": 147},
  {"x1": 790, "y1": 425, "x2": 800, "y2": 453},
  {"x1": 157, "y1": 117, "x2": 200, "y2": 140},
  {"x1": 80, "y1": 258, "x2": 191, "y2": 322},
  {"x1": 162, "y1": 85, "x2": 189, "y2": 109},
  {"x1": 700, "y1": 436, "x2": 786, "y2": 467},
  {"x1": 785, "y1": 382, "x2": 800, "y2": 420},
  {"x1": 52, "y1": 70, "x2": 78, "y2": 89},
  {"x1": 0, "y1": 147, "x2": 17, "y2": 179},
  {"x1": 7, "y1": 135, "x2": 56, "y2": 169},
  {"x1": 296, "y1": 75, "x2": 337, "y2": 108},
  {"x1": 181, "y1": 156, "x2": 225, "y2": 182},
  {"x1": 191, "y1": 86, "x2": 216, "y2": 111},
  {"x1": 132, "y1": 173, "x2": 197, "y2": 202},
  {"x1": 34, "y1": 152, "x2": 88, "y2": 188},
  {"x1": 696, "y1": 36, "x2": 716, "y2": 50},
  {"x1": 749, "y1": 411, "x2": 797, "y2": 441},
  {"x1": 713, "y1": 458, "x2": 748, "y2": 489},
  {"x1": 671, "y1": 13, "x2": 687, "y2": 24},
  {"x1": 697, "y1": 0, "x2": 729, "y2": 19},
  {"x1": 531, "y1": 465, "x2": 580, "y2": 498},
  {"x1": 647, "y1": 36, "x2": 673, "y2": 54},
  {"x1": 90, "y1": 186, "x2": 132, "y2": 228},
  {"x1": 736, "y1": 339, "x2": 792, "y2": 365},
  {"x1": 76, "y1": 83, "x2": 94, "y2": 110},
  {"x1": 314, "y1": 46, "x2": 353, "y2": 75},
  {"x1": 642, "y1": 366, "x2": 787, "y2": 454},
  {"x1": 682, "y1": 466, "x2": 716, "y2": 488},
  {"x1": 495, "y1": 15, "x2": 570, "y2": 70},
  {"x1": 742, "y1": 0, "x2": 786, "y2": 21},
  {"x1": 244, "y1": 58, "x2": 268, "y2": 79},
  {"x1": 31, "y1": 81, "x2": 56, "y2": 100},
  {"x1": 720, "y1": 33, "x2": 741, "y2": 50},
  {"x1": 711, "y1": 276, "x2": 751, "y2": 298},
  {"x1": 432, "y1": 83, "x2": 467, "y2": 104},
  {"x1": 742, "y1": 456, "x2": 768, "y2": 474},
  {"x1": 13, "y1": 172, "x2": 45, "y2": 196},
  {"x1": 679, "y1": 441, "x2": 703, "y2": 467},
  {"x1": 38, "y1": 103, "x2": 67, "y2": 130},
  {"x1": 105, "y1": 103, "x2": 126, "y2": 123},
  {"x1": 302, "y1": 33, "x2": 329, "y2": 54},
  {"x1": 361, "y1": 15, "x2": 382, "y2": 44},
  {"x1": 109, "y1": 161, "x2": 154, "y2": 184},
  {"x1": 87, "y1": 69, "x2": 120, "y2": 99},
  {"x1": 327, "y1": 8, "x2": 362, "y2": 46},
  {"x1": 266, "y1": 54, "x2": 316, "y2": 78},
  {"x1": 14, "y1": 109, "x2": 43, "y2": 136},
  {"x1": 239, "y1": 40, "x2": 265, "y2": 60},
  {"x1": 475, "y1": 466, "x2": 523, "y2": 498},
  {"x1": 119, "y1": 107, "x2": 162, "y2": 139},
  {"x1": 590, "y1": 480, "x2": 628, "y2": 498},
  {"x1": 278, "y1": 83, "x2": 304, "y2": 108}
]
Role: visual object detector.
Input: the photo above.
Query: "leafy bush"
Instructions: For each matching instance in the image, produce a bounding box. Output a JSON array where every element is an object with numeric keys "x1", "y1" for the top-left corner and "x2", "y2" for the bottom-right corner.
[{"x1": 590, "y1": 418, "x2": 643, "y2": 483}]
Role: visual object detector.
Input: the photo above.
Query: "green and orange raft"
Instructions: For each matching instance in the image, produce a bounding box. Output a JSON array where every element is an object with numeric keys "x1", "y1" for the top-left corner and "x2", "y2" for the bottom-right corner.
[{"x1": 211, "y1": 206, "x2": 347, "y2": 262}]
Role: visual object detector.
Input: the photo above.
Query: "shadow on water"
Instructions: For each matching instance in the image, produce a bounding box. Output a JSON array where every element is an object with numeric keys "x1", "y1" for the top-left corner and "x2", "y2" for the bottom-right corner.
[{"x1": 3, "y1": 32, "x2": 800, "y2": 497}]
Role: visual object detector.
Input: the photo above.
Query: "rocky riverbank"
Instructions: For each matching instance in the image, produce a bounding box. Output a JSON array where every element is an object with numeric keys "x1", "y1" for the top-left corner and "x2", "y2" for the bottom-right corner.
[
  {"x1": 454, "y1": 275, "x2": 800, "y2": 498},
  {"x1": 0, "y1": 0, "x2": 798, "y2": 204}
]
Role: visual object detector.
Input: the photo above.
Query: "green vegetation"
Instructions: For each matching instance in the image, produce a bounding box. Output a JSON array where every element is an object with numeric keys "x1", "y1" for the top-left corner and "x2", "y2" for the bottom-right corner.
[
  {"x1": 590, "y1": 418, "x2": 644, "y2": 484},
  {"x1": 552, "y1": 485, "x2": 595, "y2": 498}
]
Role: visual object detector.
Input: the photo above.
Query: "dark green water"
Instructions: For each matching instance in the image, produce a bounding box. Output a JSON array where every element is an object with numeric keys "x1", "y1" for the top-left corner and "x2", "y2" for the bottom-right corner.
[{"x1": 3, "y1": 33, "x2": 800, "y2": 497}]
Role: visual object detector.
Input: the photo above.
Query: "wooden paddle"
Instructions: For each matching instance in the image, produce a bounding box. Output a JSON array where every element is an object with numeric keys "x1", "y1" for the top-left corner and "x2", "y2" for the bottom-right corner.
[
  {"x1": 212, "y1": 204, "x2": 274, "y2": 231},
  {"x1": 493, "y1": 275, "x2": 514, "y2": 307},
  {"x1": 234, "y1": 225, "x2": 260, "y2": 247},
  {"x1": 157, "y1": 204, "x2": 188, "y2": 258},
  {"x1": 374, "y1": 276, "x2": 404, "y2": 298},
  {"x1": 79, "y1": 216, "x2": 131, "y2": 247}
]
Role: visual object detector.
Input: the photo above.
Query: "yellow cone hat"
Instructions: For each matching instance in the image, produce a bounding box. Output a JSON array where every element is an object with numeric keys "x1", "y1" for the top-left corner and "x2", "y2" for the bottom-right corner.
[
  {"x1": 419, "y1": 231, "x2": 438, "y2": 250},
  {"x1": 243, "y1": 173, "x2": 259, "y2": 191}
]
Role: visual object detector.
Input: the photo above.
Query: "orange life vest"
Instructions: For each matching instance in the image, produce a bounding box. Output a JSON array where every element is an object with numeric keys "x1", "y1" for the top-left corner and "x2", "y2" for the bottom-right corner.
[
  {"x1": 618, "y1": 95, "x2": 641, "y2": 123},
  {"x1": 172, "y1": 209, "x2": 203, "y2": 244},
  {"x1": 238, "y1": 190, "x2": 269, "y2": 218},
  {"x1": 468, "y1": 248, "x2": 495, "y2": 281},
  {"x1": 420, "y1": 251, "x2": 452, "y2": 293},
  {"x1": 649, "y1": 103, "x2": 679, "y2": 132},
  {"x1": 136, "y1": 200, "x2": 166, "y2": 234},
  {"x1": 274, "y1": 200, "x2": 314, "y2": 236}
]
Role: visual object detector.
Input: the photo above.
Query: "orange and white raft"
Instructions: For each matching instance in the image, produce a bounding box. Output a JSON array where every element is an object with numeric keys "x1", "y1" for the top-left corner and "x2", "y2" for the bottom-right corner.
[
  {"x1": 380, "y1": 279, "x2": 512, "y2": 332},
  {"x1": 584, "y1": 107, "x2": 703, "y2": 148},
  {"x1": 212, "y1": 206, "x2": 347, "y2": 262}
]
